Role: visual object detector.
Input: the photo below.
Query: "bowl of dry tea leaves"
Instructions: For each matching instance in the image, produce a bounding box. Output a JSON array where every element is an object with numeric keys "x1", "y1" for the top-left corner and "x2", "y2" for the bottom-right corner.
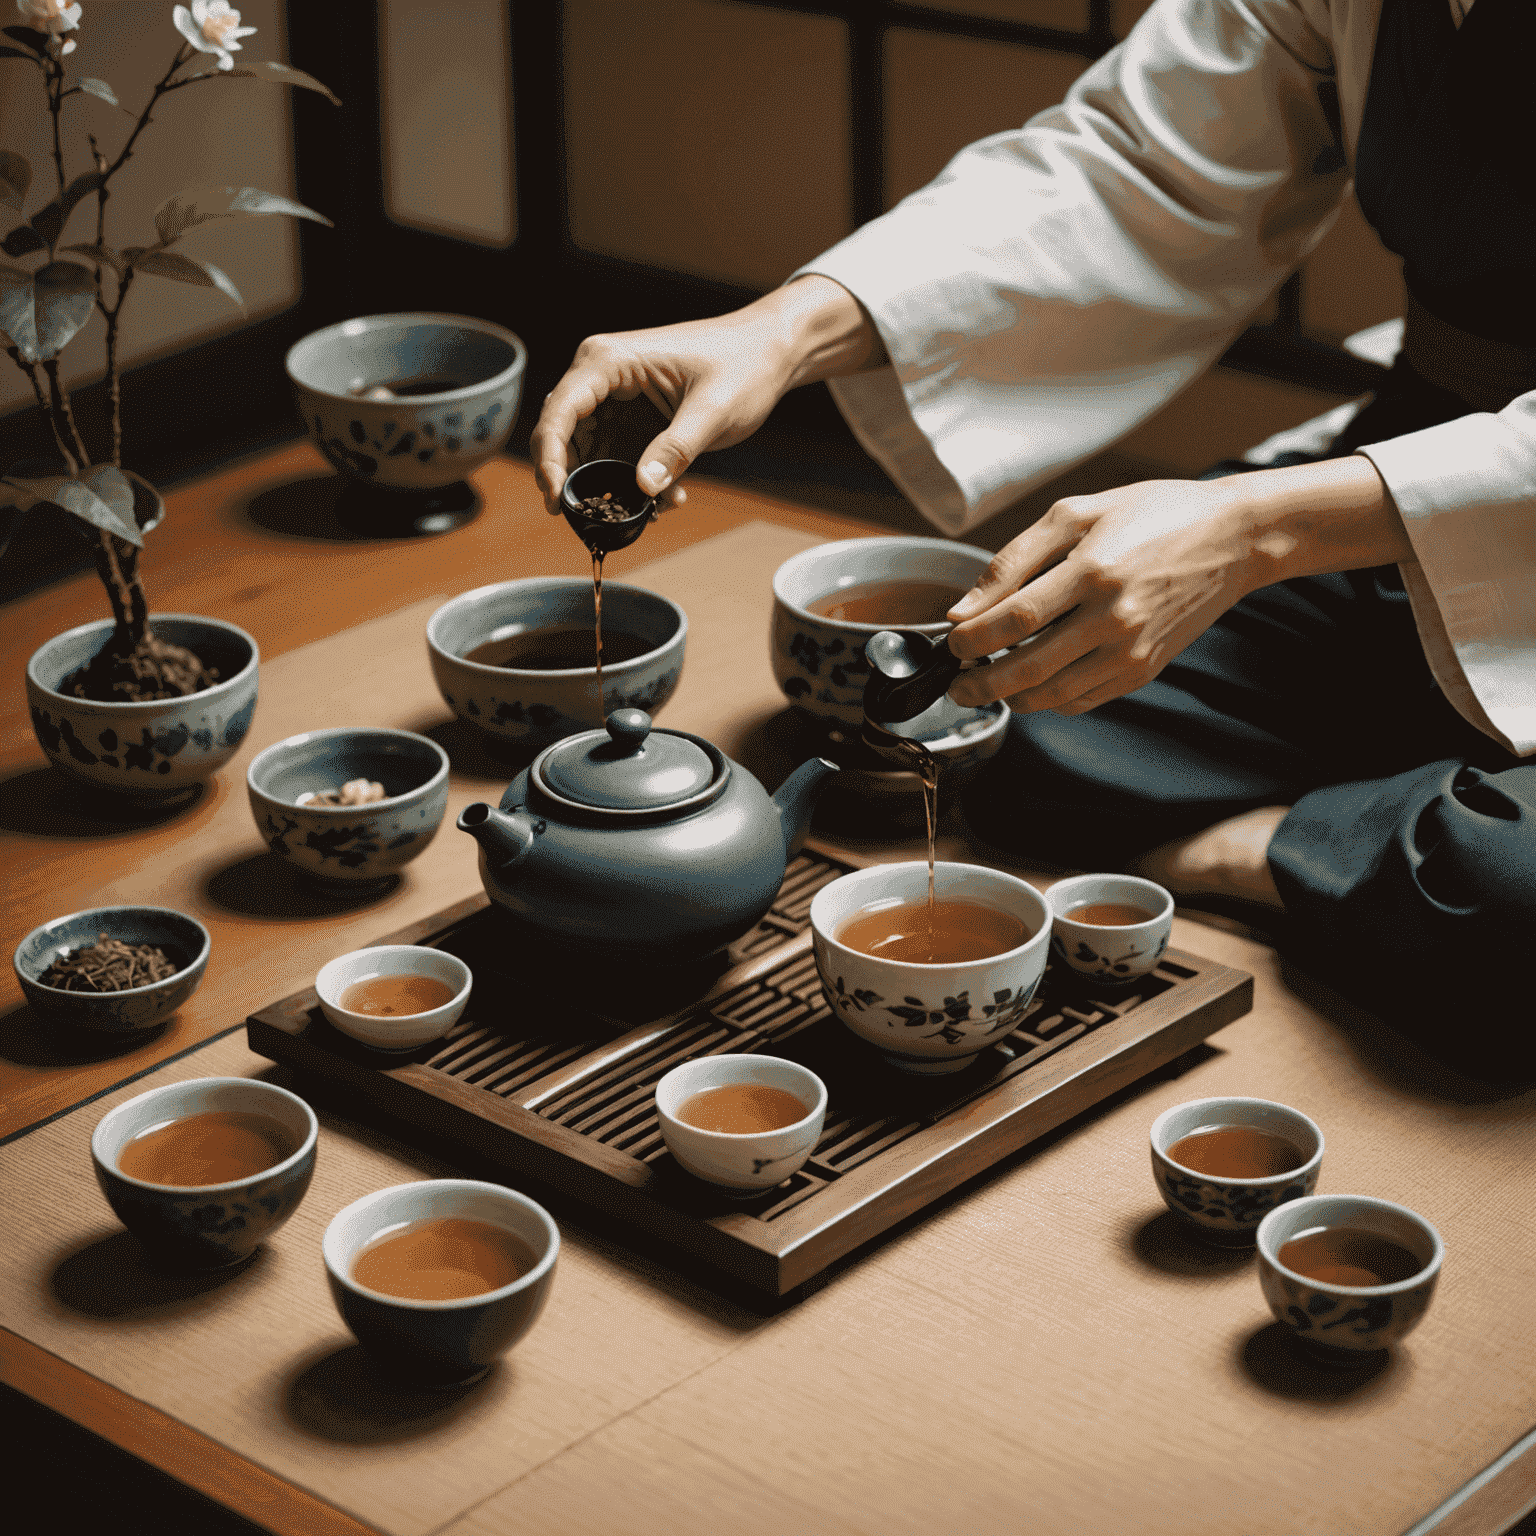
[{"x1": 14, "y1": 906, "x2": 211, "y2": 1035}]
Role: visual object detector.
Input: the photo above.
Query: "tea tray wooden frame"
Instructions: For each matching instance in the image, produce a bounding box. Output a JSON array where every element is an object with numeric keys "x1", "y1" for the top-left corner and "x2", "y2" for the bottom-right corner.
[{"x1": 247, "y1": 847, "x2": 1253, "y2": 1296}]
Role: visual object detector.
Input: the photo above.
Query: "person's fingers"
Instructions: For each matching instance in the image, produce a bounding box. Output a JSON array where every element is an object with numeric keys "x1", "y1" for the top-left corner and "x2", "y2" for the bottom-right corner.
[
  {"x1": 634, "y1": 383, "x2": 746, "y2": 496},
  {"x1": 947, "y1": 560, "x2": 1081, "y2": 660},
  {"x1": 946, "y1": 500, "x2": 1092, "y2": 622},
  {"x1": 533, "y1": 372, "x2": 607, "y2": 513},
  {"x1": 993, "y1": 646, "x2": 1127, "y2": 716}
]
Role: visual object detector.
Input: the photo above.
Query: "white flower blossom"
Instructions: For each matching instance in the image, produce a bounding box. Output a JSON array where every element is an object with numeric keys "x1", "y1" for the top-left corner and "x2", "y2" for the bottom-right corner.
[
  {"x1": 16, "y1": 0, "x2": 82, "y2": 54},
  {"x1": 172, "y1": 0, "x2": 255, "y2": 72}
]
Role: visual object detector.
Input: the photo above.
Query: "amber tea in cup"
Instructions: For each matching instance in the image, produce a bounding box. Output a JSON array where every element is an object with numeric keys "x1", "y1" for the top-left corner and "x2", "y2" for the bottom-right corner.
[
  {"x1": 1166, "y1": 1124, "x2": 1308, "y2": 1179},
  {"x1": 117, "y1": 1109, "x2": 301, "y2": 1187},
  {"x1": 351, "y1": 1215, "x2": 536, "y2": 1301},
  {"x1": 806, "y1": 578, "x2": 968, "y2": 626},
  {"x1": 677, "y1": 1084, "x2": 809, "y2": 1134},
  {"x1": 1277, "y1": 1225, "x2": 1426, "y2": 1287},
  {"x1": 1066, "y1": 901, "x2": 1157, "y2": 926},
  {"x1": 463, "y1": 625, "x2": 655, "y2": 670},
  {"x1": 340, "y1": 973, "x2": 458, "y2": 1018},
  {"x1": 836, "y1": 897, "x2": 1031, "y2": 965}
]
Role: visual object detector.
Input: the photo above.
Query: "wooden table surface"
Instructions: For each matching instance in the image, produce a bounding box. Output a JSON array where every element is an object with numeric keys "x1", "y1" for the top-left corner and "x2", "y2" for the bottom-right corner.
[{"x1": 3, "y1": 443, "x2": 1535, "y2": 1536}]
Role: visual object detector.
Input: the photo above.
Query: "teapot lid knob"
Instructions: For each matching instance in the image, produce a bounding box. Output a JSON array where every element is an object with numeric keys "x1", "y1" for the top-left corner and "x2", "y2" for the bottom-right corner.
[{"x1": 606, "y1": 709, "x2": 651, "y2": 754}]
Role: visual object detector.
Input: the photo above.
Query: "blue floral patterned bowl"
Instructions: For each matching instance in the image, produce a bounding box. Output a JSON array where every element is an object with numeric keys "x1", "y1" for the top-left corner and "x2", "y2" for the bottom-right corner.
[
  {"x1": 14, "y1": 905, "x2": 211, "y2": 1035},
  {"x1": 1149, "y1": 1096, "x2": 1324, "y2": 1246},
  {"x1": 427, "y1": 578, "x2": 686, "y2": 753},
  {"x1": 92, "y1": 1076, "x2": 318, "y2": 1270},
  {"x1": 26, "y1": 614, "x2": 259, "y2": 803},
  {"x1": 247, "y1": 728, "x2": 451, "y2": 889},
  {"x1": 286, "y1": 312, "x2": 525, "y2": 494}
]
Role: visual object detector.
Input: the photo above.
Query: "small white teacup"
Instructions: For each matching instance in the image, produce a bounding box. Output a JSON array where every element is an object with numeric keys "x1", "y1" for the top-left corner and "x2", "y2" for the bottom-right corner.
[
  {"x1": 1047, "y1": 873, "x2": 1174, "y2": 989},
  {"x1": 1257, "y1": 1194, "x2": 1443, "y2": 1357},
  {"x1": 315, "y1": 945, "x2": 472, "y2": 1052},
  {"x1": 655, "y1": 1055, "x2": 827, "y2": 1192}
]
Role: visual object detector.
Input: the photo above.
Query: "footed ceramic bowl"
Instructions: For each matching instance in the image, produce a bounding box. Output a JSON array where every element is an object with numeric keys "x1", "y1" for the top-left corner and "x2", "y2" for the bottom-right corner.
[
  {"x1": 810, "y1": 861, "x2": 1052, "y2": 1074},
  {"x1": 247, "y1": 728, "x2": 450, "y2": 888},
  {"x1": 92, "y1": 1076, "x2": 318, "y2": 1269},
  {"x1": 427, "y1": 578, "x2": 686, "y2": 752},
  {"x1": 26, "y1": 614, "x2": 259, "y2": 803},
  {"x1": 286, "y1": 312, "x2": 525, "y2": 495},
  {"x1": 323, "y1": 1179, "x2": 559, "y2": 1385},
  {"x1": 315, "y1": 944, "x2": 472, "y2": 1052},
  {"x1": 771, "y1": 536, "x2": 993, "y2": 733},
  {"x1": 14, "y1": 905, "x2": 210, "y2": 1035}
]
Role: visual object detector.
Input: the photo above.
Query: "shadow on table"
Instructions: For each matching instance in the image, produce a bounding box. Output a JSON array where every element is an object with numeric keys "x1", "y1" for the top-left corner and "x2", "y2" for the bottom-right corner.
[
  {"x1": 0, "y1": 1000, "x2": 170, "y2": 1070},
  {"x1": 235, "y1": 474, "x2": 373, "y2": 543},
  {"x1": 1238, "y1": 1321, "x2": 1407, "y2": 1405},
  {"x1": 0, "y1": 765, "x2": 209, "y2": 838},
  {"x1": 203, "y1": 851, "x2": 399, "y2": 920},
  {"x1": 280, "y1": 1342, "x2": 511, "y2": 1445},
  {"x1": 50, "y1": 1229, "x2": 267, "y2": 1319},
  {"x1": 404, "y1": 714, "x2": 539, "y2": 785},
  {"x1": 1127, "y1": 1210, "x2": 1256, "y2": 1278}
]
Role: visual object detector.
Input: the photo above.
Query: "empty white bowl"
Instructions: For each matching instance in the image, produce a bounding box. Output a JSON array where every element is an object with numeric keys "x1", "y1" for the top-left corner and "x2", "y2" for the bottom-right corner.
[{"x1": 315, "y1": 945, "x2": 471, "y2": 1051}]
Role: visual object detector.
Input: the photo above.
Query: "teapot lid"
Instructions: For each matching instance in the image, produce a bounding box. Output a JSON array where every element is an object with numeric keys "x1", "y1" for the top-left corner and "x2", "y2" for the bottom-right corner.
[{"x1": 539, "y1": 709, "x2": 715, "y2": 810}]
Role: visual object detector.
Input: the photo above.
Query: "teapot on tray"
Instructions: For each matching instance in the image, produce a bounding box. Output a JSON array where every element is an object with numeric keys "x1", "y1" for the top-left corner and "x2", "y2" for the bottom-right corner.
[{"x1": 457, "y1": 709, "x2": 838, "y2": 966}]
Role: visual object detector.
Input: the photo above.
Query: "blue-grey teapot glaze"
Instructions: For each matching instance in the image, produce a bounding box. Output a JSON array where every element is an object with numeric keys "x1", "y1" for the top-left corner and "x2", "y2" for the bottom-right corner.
[{"x1": 458, "y1": 710, "x2": 838, "y2": 963}]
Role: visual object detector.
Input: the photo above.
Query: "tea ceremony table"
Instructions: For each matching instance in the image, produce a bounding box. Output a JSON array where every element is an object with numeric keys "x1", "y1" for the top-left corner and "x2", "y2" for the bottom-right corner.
[{"x1": 3, "y1": 442, "x2": 1534, "y2": 1536}]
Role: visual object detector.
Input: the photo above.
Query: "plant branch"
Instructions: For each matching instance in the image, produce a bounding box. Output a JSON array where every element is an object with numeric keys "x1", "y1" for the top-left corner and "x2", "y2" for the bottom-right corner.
[
  {"x1": 104, "y1": 268, "x2": 133, "y2": 466},
  {"x1": 91, "y1": 528, "x2": 136, "y2": 634},
  {"x1": 102, "y1": 45, "x2": 191, "y2": 189},
  {"x1": 42, "y1": 358, "x2": 91, "y2": 469},
  {"x1": 46, "y1": 50, "x2": 66, "y2": 203},
  {"x1": 9, "y1": 344, "x2": 79, "y2": 473}
]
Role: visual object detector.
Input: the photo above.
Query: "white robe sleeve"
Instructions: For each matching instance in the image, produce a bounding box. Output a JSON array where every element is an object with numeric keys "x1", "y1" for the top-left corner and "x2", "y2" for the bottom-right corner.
[{"x1": 794, "y1": 0, "x2": 1351, "y2": 536}]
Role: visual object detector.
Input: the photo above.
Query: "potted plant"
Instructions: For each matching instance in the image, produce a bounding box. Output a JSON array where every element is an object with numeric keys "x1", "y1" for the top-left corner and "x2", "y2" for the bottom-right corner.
[{"x1": 1, "y1": 1, "x2": 338, "y2": 801}]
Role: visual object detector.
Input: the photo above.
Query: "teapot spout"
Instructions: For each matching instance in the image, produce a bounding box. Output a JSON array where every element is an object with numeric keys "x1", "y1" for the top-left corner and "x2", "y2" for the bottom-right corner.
[
  {"x1": 772, "y1": 757, "x2": 839, "y2": 860},
  {"x1": 457, "y1": 803, "x2": 535, "y2": 869}
]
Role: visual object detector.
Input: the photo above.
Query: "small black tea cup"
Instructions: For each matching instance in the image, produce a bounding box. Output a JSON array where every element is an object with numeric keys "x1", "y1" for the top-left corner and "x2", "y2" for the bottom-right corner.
[{"x1": 560, "y1": 460, "x2": 657, "y2": 554}]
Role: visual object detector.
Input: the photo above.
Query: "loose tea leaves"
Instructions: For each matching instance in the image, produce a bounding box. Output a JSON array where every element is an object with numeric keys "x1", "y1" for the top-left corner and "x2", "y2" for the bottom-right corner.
[
  {"x1": 38, "y1": 934, "x2": 180, "y2": 993},
  {"x1": 302, "y1": 778, "x2": 386, "y2": 807},
  {"x1": 577, "y1": 492, "x2": 636, "y2": 524}
]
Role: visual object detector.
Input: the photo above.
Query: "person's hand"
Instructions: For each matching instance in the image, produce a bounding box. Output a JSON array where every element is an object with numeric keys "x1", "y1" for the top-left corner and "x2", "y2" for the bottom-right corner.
[
  {"x1": 945, "y1": 455, "x2": 1408, "y2": 715},
  {"x1": 531, "y1": 276, "x2": 885, "y2": 516}
]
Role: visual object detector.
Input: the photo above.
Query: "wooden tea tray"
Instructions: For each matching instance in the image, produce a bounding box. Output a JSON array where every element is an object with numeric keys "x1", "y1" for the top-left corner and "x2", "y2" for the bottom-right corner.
[{"x1": 246, "y1": 847, "x2": 1253, "y2": 1295}]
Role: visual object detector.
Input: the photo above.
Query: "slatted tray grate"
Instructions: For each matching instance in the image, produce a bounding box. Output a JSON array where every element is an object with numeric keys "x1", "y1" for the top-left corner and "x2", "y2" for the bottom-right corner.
[{"x1": 248, "y1": 847, "x2": 1252, "y2": 1294}]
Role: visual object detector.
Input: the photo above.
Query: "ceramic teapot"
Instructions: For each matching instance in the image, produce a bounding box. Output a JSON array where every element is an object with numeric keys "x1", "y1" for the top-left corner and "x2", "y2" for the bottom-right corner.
[{"x1": 457, "y1": 709, "x2": 838, "y2": 964}]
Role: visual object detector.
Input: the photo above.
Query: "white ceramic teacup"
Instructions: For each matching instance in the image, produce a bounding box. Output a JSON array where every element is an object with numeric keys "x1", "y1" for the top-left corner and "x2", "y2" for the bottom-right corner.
[
  {"x1": 1047, "y1": 873, "x2": 1174, "y2": 988},
  {"x1": 810, "y1": 861, "x2": 1052, "y2": 1074},
  {"x1": 315, "y1": 945, "x2": 472, "y2": 1052},
  {"x1": 1150, "y1": 1096, "x2": 1324, "y2": 1246},
  {"x1": 323, "y1": 1179, "x2": 560, "y2": 1385},
  {"x1": 655, "y1": 1055, "x2": 827, "y2": 1192},
  {"x1": 1257, "y1": 1194, "x2": 1443, "y2": 1356}
]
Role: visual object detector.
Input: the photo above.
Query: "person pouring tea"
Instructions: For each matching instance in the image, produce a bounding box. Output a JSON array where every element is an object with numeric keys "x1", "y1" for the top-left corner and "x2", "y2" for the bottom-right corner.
[{"x1": 532, "y1": 0, "x2": 1536, "y2": 1075}]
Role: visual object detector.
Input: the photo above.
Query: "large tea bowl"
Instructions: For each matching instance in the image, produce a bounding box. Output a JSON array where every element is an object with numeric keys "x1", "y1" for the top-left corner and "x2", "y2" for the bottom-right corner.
[
  {"x1": 26, "y1": 614, "x2": 259, "y2": 804},
  {"x1": 428, "y1": 578, "x2": 686, "y2": 753},
  {"x1": 247, "y1": 728, "x2": 450, "y2": 889},
  {"x1": 14, "y1": 905, "x2": 210, "y2": 1035},
  {"x1": 286, "y1": 313, "x2": 526, "y2": 503},
  {"x1": 810, "y1": 861, "x2": 1052, "y2": 1074}
]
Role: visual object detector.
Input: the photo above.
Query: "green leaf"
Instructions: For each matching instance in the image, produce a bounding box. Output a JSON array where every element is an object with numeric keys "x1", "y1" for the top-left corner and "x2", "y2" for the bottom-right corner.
[
  {"x1": 129, "y1": 248, "x2": 243, "y2": 307},
  {"x1": 32, "y1": 259, "x2": 95, "y2": 358},
  {"x1": 1, "y1": 223, "x2": 45, "y2": 257},
  {"x1": 0, "y1": 472, "x2": 143, "y2": 546},
  {"x1": 222, "y1": 60, "x2": 341, "y2": 106},
  {"x1": 1, "y1": 26, "x2": 50, "y2": 52},
  {"x1": 0, "y1": 149, "x2": 30, "y2": 212},
  {"x1": 82, "y1": 465, "x2": 140, "y2": 537},
  {"x1": 30, "y1": 171, "x2": 104, "y2": 248},
  {"x1": 153, "y1": 184, "x2": 332, "y2": 247},
  {"x1": 76, "y1": 77, "x2": 118, "y2": 106},
  {"x1": 0, "y1": 261, "x2": 36, "y2": 359},
  {"x1": 60, "y1": 241, "x2": 127, "y2": 279}
]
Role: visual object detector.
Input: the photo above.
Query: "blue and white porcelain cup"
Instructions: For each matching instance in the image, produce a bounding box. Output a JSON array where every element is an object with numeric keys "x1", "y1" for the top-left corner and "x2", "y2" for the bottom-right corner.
[
  {"x1": 1150, "y1": 1096, "x2": 1323, "y2": 1246},
  {"x1": 1047, "y1": 873, "x2": 1174, "y2": 990}
]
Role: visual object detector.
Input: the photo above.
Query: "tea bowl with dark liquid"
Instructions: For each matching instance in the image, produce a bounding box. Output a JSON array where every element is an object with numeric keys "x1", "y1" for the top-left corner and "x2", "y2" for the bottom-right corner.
[
  {"x1": 315, "y1": 943, "x2": 472, "y2": 1052},
  {"x1": 286, "y1": 312, "x2": 526, "y2": 533},
  {"x1": 427, "y1": 577, "x2": 687, "y2": 753},
  {"x1": 323, "y1": 1179, "x2": 559, "y2": 1386},
  {"x1": 655, "y1": 1055, "x2": 827, "y2": 1192},
  {"x1": 246, "y1": 727, "x2": 451, "y2": 890},
  {"x1": 1046, "y1": 874, "x2": 1175, "y2": 990},
  {"x1": 1257, "y1": 1194, "x2": 1443, "y2": 1358},
  {"x1": 1149, "y1": 1096, "x2": 1324, "y2": 1246},
  {"x1": 91, "y1": 1076, "x2": 318, "y2": 1269},
  {"x1": 810, "y1": 861, "x2": 1052, "y2": 1074}
]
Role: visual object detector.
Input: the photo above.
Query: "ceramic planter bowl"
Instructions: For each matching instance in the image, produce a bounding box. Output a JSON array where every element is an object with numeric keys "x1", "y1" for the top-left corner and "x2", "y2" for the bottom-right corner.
[
  {"x1": 427, "y1": 578, "x2": 686, "y2": 753},
  {"x1": 771, "y1": 536, "x2": 993, "y2": 733},
  {"x1": 810, "y1": 861, "x2": 1052, "y2": 1074},
  {"x1": 323, "y1": 1179, "x2": 560, "y2": 1386},
  {"x1": 1257, "y1": 1194, "x2": 1443, "y2": 1357},
  {"x1": 14, "y1": 905, "x2": 210, "y2": 1035},
  {"x1": 91, "y1": 1076, "x2": 318, "y2": 1269},
  {"x1": 26, "y1": 614, "x2": 259, "y2": 803},
  {"x1": 247, "y1": 728, "x2": 450, "y2": 889},
  {"x1": 286, "y1": 312, "x2": 525, "y2": 497},
  {"x1": 315, "y1": 944, "x2": 472, "y2": 1052}
]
